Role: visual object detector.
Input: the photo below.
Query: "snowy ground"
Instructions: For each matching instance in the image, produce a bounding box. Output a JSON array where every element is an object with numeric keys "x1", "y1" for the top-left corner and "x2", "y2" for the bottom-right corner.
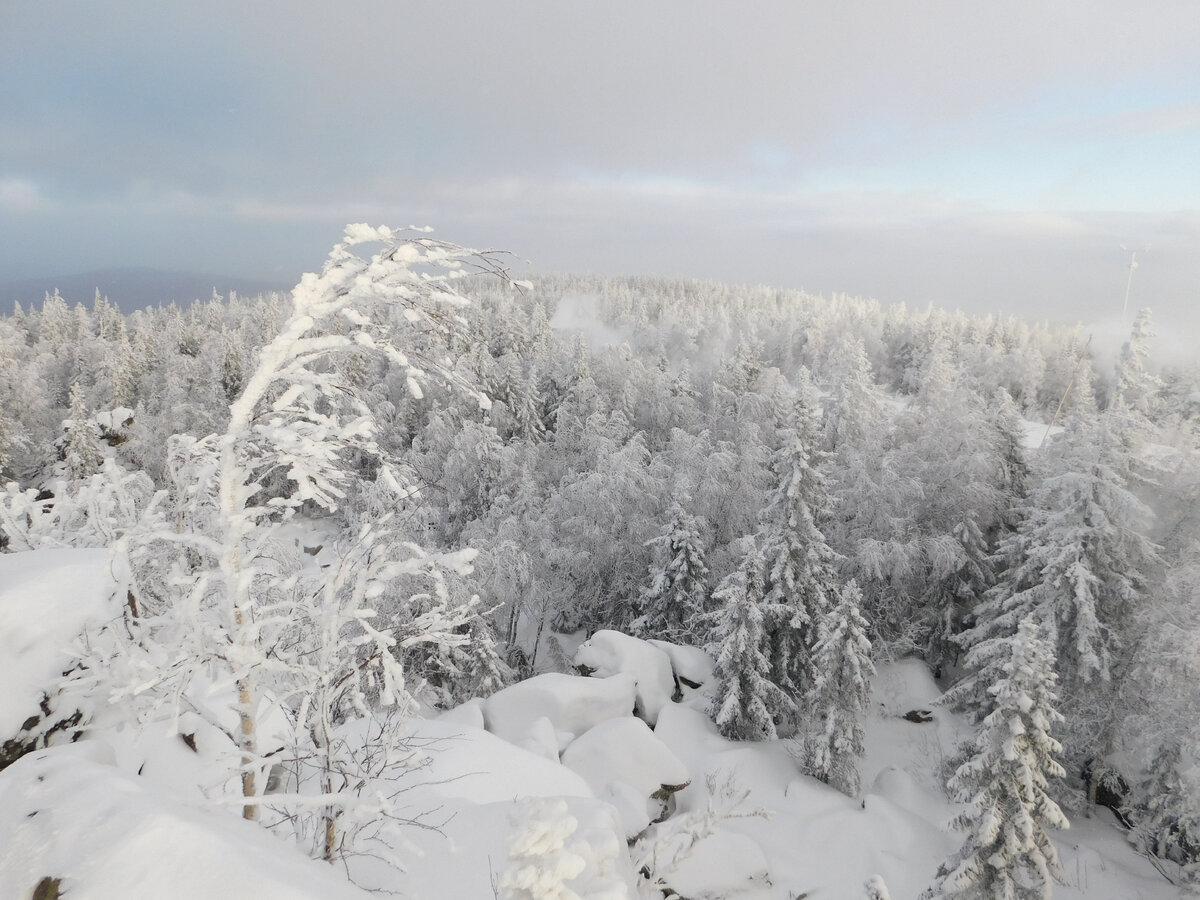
[
  {"x1": 0, "y1": 549, "x2": 1188, "y2": 899},
  {"x1": 1021, "y1": 418, "x2": 1065, "y2": 450}
]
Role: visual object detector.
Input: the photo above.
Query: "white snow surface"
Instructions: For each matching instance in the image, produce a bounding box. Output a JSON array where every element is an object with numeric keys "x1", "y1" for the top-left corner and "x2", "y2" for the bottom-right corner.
[
  {"x1": 0, "y1": 548, "x2": 113, "y2": 737},
  {"x1": 0, "y1": 562, "x2": 1188, "y2": 900},
  {"x1": 482, "y1": 670, "x2": 637, "y2": 751},
  {"x1": 1021, "y1": 417, "x2": 1065, "y2": 449},
  {"x1": 0, "y1": 742, "x2": 369, "y2": 900},
  {"x1": 561, "y1": 716, "x2": 690, "y2": 837},
  {"x1": 574, "y1": 629, "x2": 676, "y2": 725}
]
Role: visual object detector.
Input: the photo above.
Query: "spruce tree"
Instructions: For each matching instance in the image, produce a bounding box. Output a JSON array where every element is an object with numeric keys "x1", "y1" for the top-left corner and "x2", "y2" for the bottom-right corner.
[
  {"x1": 635, "y1": 500, "x2": 710, "y2": 644},
  {"x1": 1130, "y1": 740, "x2": 1200, "y2": 882},
  {"x1": 59, "y1": 383, "x2": 105, "y2": 482},
  {"x1": 806, "y1": 580, "x2": 874, "y2": 796},
  {"x1": 925, "y1": 619, "x2": 1068, "y2": 900},
  {"x1": 707, "y1": 545, "x2": 793, "y2": 740},
  {"x1": 949, "y1": 390, "x2": 1159, "y2": 758},
  {"x1": 1111, "y1": 307, "x2": 1160, "y2": 419},
  {"x1": 759, "y1": 392, "x2": 841, "y2": 709}
]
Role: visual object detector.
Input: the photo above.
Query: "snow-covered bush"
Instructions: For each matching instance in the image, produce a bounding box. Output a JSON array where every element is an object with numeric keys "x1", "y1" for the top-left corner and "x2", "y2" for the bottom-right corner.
[
  {"x1": 0, "y1": 457, "x2": 154, "y2": 552},
  {"x1": 499, "y1": 798, "x2": 634, "y2": 900},
  {"x1": 631, "y1": 772, "x2": 769, "y2": 899}
]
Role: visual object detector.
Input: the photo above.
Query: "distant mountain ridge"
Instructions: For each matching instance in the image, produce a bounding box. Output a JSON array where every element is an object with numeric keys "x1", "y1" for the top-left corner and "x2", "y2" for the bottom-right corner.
[{"x1": 0, "y1": 267, "x2": 291, "y2": 313}]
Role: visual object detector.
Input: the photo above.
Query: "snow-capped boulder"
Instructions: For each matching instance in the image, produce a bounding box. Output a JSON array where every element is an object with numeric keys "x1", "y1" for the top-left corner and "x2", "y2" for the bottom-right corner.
[
  {"x1": 0, "y1": 549, "x2": 113, "y2": 763},
  {"x1": 573, "y1": 630, "x2": 675, "y2": 725},
  {"x1": 647, "y1": 639, "x2": 715, "y2": 691},
  {"x1": 392, "y1": 716, "x2": 594, "y2": 804},
  {"x1": 561, "y1": 716, "x2": 691, "y2": 838},
  {"x1": 438, "y1": 697, "x2": 486, "y2": 730},
  {"x1": 481, "y1": 672, "x2": 636, "y2": 751}
]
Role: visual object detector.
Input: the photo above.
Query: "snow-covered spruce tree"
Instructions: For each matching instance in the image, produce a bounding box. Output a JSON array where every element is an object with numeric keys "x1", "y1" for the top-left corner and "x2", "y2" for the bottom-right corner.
[
  {"x1": 1121, "y1": 543, "x2": 1200, "y2": 881},
  {"x1": 1129, "y1": 739, "x2": 1200, "y2": 883},
  {"x1": 821, "y1": 334, "x2": 885, "y2": 455},
  {"x1": 925, "y1": 619, "x2": 1068, "y2": 900},
  {"x1": 964, "y1": 413, "x2": 1158, "y2": 772},
  {"x1": 1110, "y1": 307, "x2": 1160, "y2": 420},
  {"x1": 57, "y1": 383, "x2": 107, "y2": 482},
  {"x1": 758, "y1": 388, "x2": 841, "y2": 714},
  {"x1": 633, "y1": 499, "x2": 710, "y2": 644},
  {"x1": 806, "y1": 580, "x2": 874, "y2": 796},
  {"x1": 882, "y1": 339, "x2": 1007, "y2": 673},
  {"x1": 706, "y1": 544, "x2": 794, "y2": 740},
  {"x1": 105, "y1": 226, "x2": 515, "y2": 837},
  {"x1": 0, "y1": 318, "x2": 33, "y2": 483}
]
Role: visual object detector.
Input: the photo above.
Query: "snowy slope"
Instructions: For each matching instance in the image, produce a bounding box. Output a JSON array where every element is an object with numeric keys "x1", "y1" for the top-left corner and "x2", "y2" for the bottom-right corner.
[
  {"x1": 0, "y1": 553, "x2": 1188, "y2": 899},
  {"x1": 644, "y1": 658, "x2": 1186, "y2": 899},
  {"x1": 0, "y1": 742, "x2": 372, "y2": 900}
]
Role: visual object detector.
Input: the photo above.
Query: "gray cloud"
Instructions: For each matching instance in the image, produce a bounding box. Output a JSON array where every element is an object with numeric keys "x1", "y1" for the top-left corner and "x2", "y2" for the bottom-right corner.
[{"x1": 2, "y1": 1, "x2": 1198, "y2": 340}]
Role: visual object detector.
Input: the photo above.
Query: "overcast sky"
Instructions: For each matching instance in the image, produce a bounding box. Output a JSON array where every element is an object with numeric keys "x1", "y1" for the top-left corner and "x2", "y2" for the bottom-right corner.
[{"x1": 3, "y1": 1, "x2": 1199, "y2": 339}]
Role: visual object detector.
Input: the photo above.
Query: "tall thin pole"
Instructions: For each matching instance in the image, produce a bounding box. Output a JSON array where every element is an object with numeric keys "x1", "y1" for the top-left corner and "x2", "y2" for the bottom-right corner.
[{"x1": 1122, "y1": 251, "x2": 1139, "y2": 316}]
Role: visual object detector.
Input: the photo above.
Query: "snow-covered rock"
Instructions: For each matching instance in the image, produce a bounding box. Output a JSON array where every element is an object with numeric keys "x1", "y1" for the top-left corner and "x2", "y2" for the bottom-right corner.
[
  {"x1": 522, "y1": 715, "x2": 565, "y2": 761},
  {"x1": 561, "y1": 716, "x2": 690, "y2": 837},
  {"x1": 647, "y1": 639, "x2": 715, "y2": 690},
  {"x1": 0, "y1": 548, "x2": 113, "y2": 740},
  {"x1": 574, "y1": 630, "x2": 675, "y2": 725},
  {"x1": 437, "y1": 696, "x2": 486, "y2": 729},
  {"x1": 0, "y1": 743, "x2": 370, "y2": 900},
  {"x1": 481, "y1": 671, "x2": 636, "y2": 751},
  {"x1": 393, "y1": 716, "x2": 594, "y2": 804}
]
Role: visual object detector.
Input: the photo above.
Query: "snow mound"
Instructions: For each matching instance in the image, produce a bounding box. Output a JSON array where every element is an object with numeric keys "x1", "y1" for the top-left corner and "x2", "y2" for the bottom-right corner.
[
  {"x1": 574, "y1": 630, "x2": 675, "y2": 725},
  {"x1": 0, "y1": 548, "x2": 113, "y2": 738},
  {"x1": 561, "y1": 717, "x2": 690, "y2": 837},
  {"x1": 0, "y1": 743, "x2": 369, "y2": 900},
  {"x1": 867, "y1": 765, "x2": 947, "y2": 823},
  {"x1": 390, "y1": 716, "x2": 595, "y2": 804},
  {"x1": 437, "y1": 696, "x2": 485, "y2": 729},
  {"x1": 482, "y1": 671, "x2": 636, "y2": 751},
  {"x1": 871, "y1": 658, "x2": 944, "y2": 714}
]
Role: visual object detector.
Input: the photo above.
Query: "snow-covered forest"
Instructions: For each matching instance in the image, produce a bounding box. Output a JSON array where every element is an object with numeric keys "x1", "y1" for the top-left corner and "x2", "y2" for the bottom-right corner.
[{"x1": 1, "y1": 226, "x2": 1198, "y2": 899}]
